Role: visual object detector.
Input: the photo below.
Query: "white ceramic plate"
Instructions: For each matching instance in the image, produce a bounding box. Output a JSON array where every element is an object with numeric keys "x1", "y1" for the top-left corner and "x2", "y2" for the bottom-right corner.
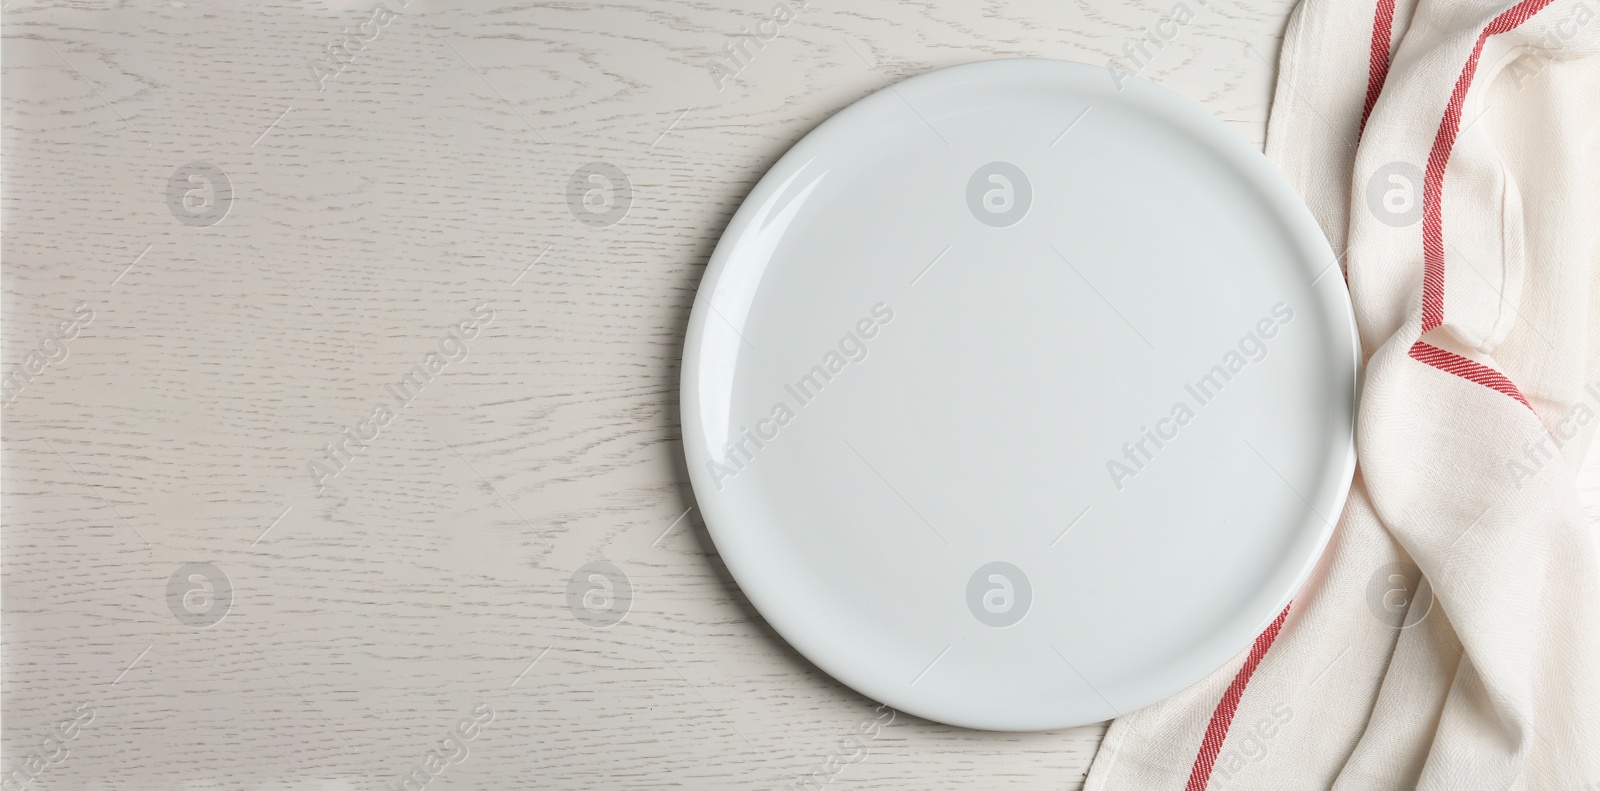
[{"x1": 680, "y1": 59, "x2": 1357, "y2": 731}]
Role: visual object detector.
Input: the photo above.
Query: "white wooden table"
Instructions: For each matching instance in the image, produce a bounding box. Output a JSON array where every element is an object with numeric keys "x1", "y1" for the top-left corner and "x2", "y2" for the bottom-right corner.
[{"x1": 10, "y1": 1, "x2": 1596, "y2": 789}]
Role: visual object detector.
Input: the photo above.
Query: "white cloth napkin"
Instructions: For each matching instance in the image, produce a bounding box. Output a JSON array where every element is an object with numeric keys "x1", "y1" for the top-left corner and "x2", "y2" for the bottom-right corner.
[{"x1": 1084, "y1": 0, "x2": 1600, "y2": 789}]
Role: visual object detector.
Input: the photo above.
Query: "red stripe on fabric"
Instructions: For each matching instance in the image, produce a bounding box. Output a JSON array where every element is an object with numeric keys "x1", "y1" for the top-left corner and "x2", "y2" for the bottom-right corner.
[
  {"x1": 1359, "y1": 0, "x2": 1398, "y2": 133},
  {"x1": 1419, "y1": 0, "x2": 1554, "y2": 333},
  {"x1": 1408, "y1": 341, "x2": 1532, "y2": 408},
  {"x1": 1183, "y1": 605, "x2": 1291, "y2": 791}
]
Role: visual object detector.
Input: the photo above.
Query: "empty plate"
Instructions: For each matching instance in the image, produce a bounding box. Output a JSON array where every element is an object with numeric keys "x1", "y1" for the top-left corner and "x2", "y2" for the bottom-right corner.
[{"x1": 680, "y1": 59, "x2": 1357, "y2": 730}]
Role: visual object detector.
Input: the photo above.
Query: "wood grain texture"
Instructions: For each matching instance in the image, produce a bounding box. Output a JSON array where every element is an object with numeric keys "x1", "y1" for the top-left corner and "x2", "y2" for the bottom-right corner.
[{"x1": 4, "y1": 0, "x2": 1595, "y2": 789}]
